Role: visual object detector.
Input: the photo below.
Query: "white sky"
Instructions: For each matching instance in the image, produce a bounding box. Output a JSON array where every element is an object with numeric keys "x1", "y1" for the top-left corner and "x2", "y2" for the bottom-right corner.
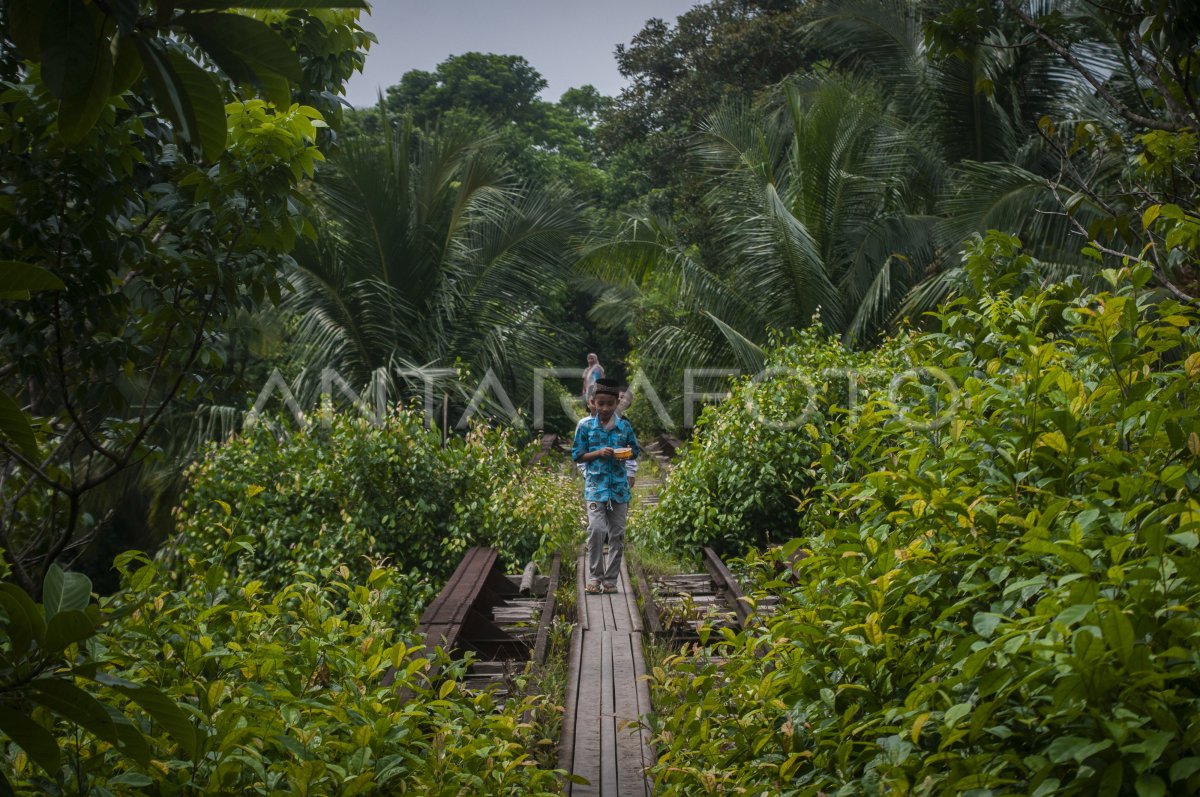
[{"x1": 344, "y1": 0, "x2": 701, "y2": 107}]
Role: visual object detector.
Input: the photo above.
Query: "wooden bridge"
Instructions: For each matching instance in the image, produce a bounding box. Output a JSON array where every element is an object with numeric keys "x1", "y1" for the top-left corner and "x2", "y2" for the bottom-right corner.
[
  {"x1": 558, "y1": 556, "x2": 654, "y2": 796},
  {"x1": 408, "y1": 435, "x2": 761, "y2": 795}
]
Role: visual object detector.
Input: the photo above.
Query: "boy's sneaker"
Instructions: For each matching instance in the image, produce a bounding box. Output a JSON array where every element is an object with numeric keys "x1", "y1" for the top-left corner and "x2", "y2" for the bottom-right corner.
[
  {"x1": 603, "y1": 583, "x2": 618, "y2": 593},
  {"x1": 585, "y1": 580, "x2": 603, "y2": 594}
]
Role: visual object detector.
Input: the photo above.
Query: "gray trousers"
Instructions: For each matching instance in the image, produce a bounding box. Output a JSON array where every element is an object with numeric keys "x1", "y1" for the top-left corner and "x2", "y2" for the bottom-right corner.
[{"x1": 586, "y1": 500, "x2": 628, "y2": 586}]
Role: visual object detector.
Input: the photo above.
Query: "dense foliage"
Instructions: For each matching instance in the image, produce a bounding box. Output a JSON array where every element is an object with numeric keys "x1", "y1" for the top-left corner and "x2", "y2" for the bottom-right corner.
[
  {"x1": 645, "y1": 234, "x2": 1200, "y2": 794},
  {"x1": 637, "y1": 322, "x2": 907, "y2": 558},
  {"x1": 0, "y1": 1, "x2": 373, "y2": 591},
  {"x1": 173, "y1": 410, "x2": 580, "y2": 601},
  {"x1": 1, "y1": 552, "x2": 564, "y2": 795}
]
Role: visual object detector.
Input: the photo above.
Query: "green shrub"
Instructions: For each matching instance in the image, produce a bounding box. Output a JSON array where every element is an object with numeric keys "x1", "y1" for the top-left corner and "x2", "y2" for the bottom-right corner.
[
  {"x1": 640, "y1": 328, "x2": 907, "y2": 558},
  {"x1": 171, "y1": 409, "x2": 580, "y2": 603},
  {"x1": 647, "y1": 237, "x2": 1200, "y2": 795},
  {"x1": 1, "y1": 550, "x2": 564, "y2": 795}
]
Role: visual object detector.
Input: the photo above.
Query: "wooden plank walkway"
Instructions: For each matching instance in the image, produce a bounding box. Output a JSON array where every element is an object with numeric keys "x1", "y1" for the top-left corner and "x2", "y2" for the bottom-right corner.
[{"x1": 559, "y1": 555, "x2": 654, "y2": 796}]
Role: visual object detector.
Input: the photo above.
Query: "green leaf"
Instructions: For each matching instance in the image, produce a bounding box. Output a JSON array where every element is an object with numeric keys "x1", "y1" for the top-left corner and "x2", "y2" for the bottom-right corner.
[
  {"x1": 0, "y1": 261, "x2": 66, "y2": 299},
  {"x1": 111, "y1": 34, "x2": 144, "y2": 95},
  {"x1": 58, "y1": 30, "x2": 115, "y2": 143},
  {"x1": 42, "y1": 563, "x2": 92, "y2": 620},
  {"x1": 0, "y1": 708, "x2": 61, "y2": 776},
  {"x1": 95, "y1": 674, "x2": 198, "y2": 759},
  {"x1": 1136, "y1": 774, "x2": 1167, "y2": 797},
  {"x1": 0, "y1": 390, "x2": 39, "y2": 460},
  {"x1": 108, "y1": 773, "x2": 154, "y2": 787},
  {"x1": 39, "y1": 0, "x2": 108, "y2": 100},
  {"x1": 44, "y1": 609, "x2": 96, "y2": 652},
  {"x1": 0, "y1": 767, "x2": 14, "y2": 797},
  {"x1": 178, "y1": 13, "x2": 303, "y2": 96},
  {"x1": 0, "y1": 583, "x2": 45, "y2": 654},
  {"x1": 1098, "y1": 603, "x2": 1134, "y2": 666},
  {"x1": 1171, "y1": 757, "x2": 1200, "y2": 783},
  {"x1": 943, "y1": 702, "x2": 971, "y2": 727},
  {"x1": 133, "y1": 37, "x2": 227, "y2": 162},
  {"x1": 166, "y1": 48, "x2": 228, "y2": 161},
  {"x1": 30, "y1": 679, "x2": 122, "y2": 748},
  {"x1": 1047, "y1": 735, "x2": 1106, "y2": 763}
]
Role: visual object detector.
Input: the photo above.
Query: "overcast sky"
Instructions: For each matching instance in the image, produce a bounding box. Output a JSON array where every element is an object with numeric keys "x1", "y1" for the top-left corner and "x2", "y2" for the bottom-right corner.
[{"x1": 344, "y1": 0, "x2": 700, "y2": 108}]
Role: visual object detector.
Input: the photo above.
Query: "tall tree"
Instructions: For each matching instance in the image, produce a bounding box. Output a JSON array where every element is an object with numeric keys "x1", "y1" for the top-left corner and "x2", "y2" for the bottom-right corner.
[
  {"x1": 286, "y1": 118, "x2": 583, "y2": 418},
  {"x1": 0, "y1": 2, "x2": 372, "y2": 592}
]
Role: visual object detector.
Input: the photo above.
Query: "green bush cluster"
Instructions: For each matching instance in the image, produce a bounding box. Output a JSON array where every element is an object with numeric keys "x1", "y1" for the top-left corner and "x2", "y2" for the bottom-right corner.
[
  {"x1": 1, "y1": 551, "x2": 563, "y2": 795},
  {"x1": 639, "y1": 327, "x2": 908, "y2": 559},
  {"x1": 646, "y1": 235, "x2": 1200, "y2": 795},
  {"x1": 172, "y1": 409, "x2": 580, "y2": 604}
]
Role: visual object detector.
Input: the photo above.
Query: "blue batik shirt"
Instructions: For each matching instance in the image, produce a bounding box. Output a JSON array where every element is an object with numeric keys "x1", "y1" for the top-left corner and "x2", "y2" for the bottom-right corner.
[{"x1": 571, "y1": 415, "x2": 640, "y2": 503}]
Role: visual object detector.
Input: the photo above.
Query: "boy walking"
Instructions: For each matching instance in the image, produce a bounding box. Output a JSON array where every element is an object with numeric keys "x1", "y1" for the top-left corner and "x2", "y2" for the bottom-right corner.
[{"x1": 572, "y1": 378, "x2": 640, "y2": 594}]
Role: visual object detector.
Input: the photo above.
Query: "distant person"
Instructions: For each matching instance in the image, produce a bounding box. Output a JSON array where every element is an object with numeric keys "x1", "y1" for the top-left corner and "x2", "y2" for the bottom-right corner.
[
  {"x1": 581, "y1": 352, "x2": 604, "y2": 405},
  {"x1": 572, "y1": 378, "x2": 640, "y2": 594}
]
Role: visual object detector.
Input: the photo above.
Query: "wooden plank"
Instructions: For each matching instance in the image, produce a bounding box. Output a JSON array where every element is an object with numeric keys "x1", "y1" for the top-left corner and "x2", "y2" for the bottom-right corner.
[
  {"x1": 530, "y1": 554, "x2": 561, "y2": 669},
  {"x1": 703, "y1": 547, "x2": 751, "y2": 628},
  {"x1": 612, "y1": 633, "x2": 649, "y2": 796},
  {"x1": 620, "y1": 559, "x2": 643, "y2": 633},
  {"x1": 557, "y1": 622, "x2": 584, "y2": 789},
  {"x1": 572, "y1": 628, "x2": 604, "y2": 795},
  {"x1": 600, "y1": 631, "x2": 618, "y2": 795},
  {"x1": 629, "y1": 630, "x2": 657, "y2": 788},
  {"x1": 602, "y1": 590, "x2": 620, "y2": 631},
  {"x1": 419, "y1": 546, "x2": 483, "y2": 624},
  {"x1": 633, "y1": 562, "x2": 663, "y2": 636},
  {"x1": 576, "y1": 553, "x2": 590, "y2": 632}
]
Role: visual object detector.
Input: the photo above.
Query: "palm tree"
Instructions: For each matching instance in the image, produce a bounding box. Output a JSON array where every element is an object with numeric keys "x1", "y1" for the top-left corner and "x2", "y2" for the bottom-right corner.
[
  {"x1": 583, "y1": 76, "x2": 941, "y2": 383},
  {"x1": 286, "y1": 118, "x2": 583, "y2": 414}
]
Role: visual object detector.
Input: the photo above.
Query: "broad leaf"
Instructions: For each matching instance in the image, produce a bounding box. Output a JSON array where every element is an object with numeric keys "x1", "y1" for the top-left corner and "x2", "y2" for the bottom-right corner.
[
  {"x1": 39, "y1": 0, "x2": 108, "y2": 100},
  {"x1": 95, "y1": 674, "x2": 199, "y2": 759},
  {"x1": 0, "y1": 587, "x2": 41, "y2": 656},
  {"x1": 0, "y1": 391, "x2": 39, "y2": 460},
  {"x1": 0, "y1": 261, "x2": 66, "y2": 299},
  {"x1": 42, "y1": 563, "x2": 93, "y2": 620},
  {"x1": 30, "y1": 680, "x2": 122, "y2": 748},
  {"x1": 58, "y1": 25, "x2": 115, "y2": 144},
  {"x1": 179, "y1": 13, "x2": 302, "y2": 88},
  {"x1": 135, "y1": 38, "x2": 227, "y2": 162},
  {"x1": 111, "y1": 34, "x2": 144, "y2": 95},
  {"x1": 0, "y1": 708, "x2": 61, "y2": 776},
  {"x1": 44, "y1": 609, "x2": 96, "y2": 653},
  {"x1": 166, "y1": 49, "x2": 228, "y2": 161}
]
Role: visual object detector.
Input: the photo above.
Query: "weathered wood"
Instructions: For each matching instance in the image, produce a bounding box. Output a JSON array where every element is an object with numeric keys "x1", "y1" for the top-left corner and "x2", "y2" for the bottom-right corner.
[
  {"x1": 633, "y1": 562, "x2": 663, "y2": 636},
  {"x1": 572, "y1": 628, "x2": 604, "y2": 795},
  {"x1": 612, "y1": 632, "x2": 649, "y2": 796},
  {"x1": 600, "y1": 631, "x2": 618, "y2": 794},
  {"x1": 561, "y1": 554, "x2": 656, "y2": 796},
  {"x1": 519, "y1": 560, "x2": 538, "y2": 594},
  {"x1": 577, "y1": 552, "x2": 590, "y2": 632},
  {"x1": 558, "y1": 622, "x2": 583, "y2": 785},
  {"x1": 703, "y1": 546, "x2": 752, "y2": 628},
  {"x1": 619, "y1": 559, "x2": 642, "y2": 633},
  {"x1": 629, "y1": 628, "x2": 656, "y2": 789},
  {"x1": 531, "y1": 554, "x2": 562, "y2": 669}
]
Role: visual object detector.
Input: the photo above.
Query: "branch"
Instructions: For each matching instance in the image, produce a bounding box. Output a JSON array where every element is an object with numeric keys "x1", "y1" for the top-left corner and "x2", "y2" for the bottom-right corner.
[
  {"x1": 52, "y1": 297, "x2": 122, "y2": 467},
  {"x1": 1000, "y1": 0, "x2": 1191, "y2": 133},
  {"x1": 1123, "y1": 30, "x2": 1198, "y2": 128}
]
